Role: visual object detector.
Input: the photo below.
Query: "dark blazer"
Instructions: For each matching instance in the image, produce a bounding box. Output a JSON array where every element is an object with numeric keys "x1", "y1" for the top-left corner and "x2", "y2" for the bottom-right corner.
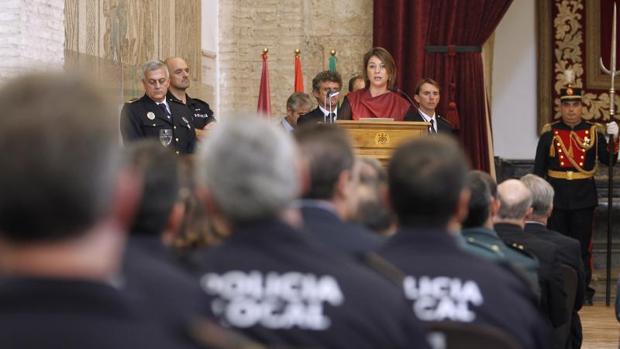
[
  {"x1": 300, "y1": 204, "x2": 383, "y2": 259},
  {"x1": 297, "y1": 107, "x2": 332, "y2": 126},
  {"x1": 495, "y1": 223, "x2": 568, "y2": 328},
  {"x1": 404, "y1": 109, "x2": 454, "y2": 134},
  {"x1": 0, "y1": 277, "x2": 195, "y2": 349},
  {"x1": 524, "y1": 222, "x2": 585, "y2": 310},
  {"x1": 120, "y1": 94, "x2": 197, "y2": 154}
]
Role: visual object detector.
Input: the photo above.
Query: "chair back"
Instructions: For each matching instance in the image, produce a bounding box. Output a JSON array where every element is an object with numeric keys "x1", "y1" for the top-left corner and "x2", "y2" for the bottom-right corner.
[
  {"x1": 427, "y1": 322, "x2": 522, "y2": 349},
  {"x1": 553, "y1": 264, "x2": 577, "y2": 349}
]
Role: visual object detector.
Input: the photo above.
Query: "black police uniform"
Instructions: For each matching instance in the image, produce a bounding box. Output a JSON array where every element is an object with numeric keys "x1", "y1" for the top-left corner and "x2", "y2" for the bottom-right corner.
[
  {"x1": 299, "y1": 201, "x2": 384, "y2": 259},
  {"x1": 185, "y1": 94, "x2": 216, "y2": 129},
  {"x1": 0, "y1": 277, "x2": 199, "y2": 349},
  {"x1": 120, "y1": 94, "x2": 197, "y2": 154},
  {"x1": 192, "y1": 219, "x2": 430, "y2": 349},
  {"x1": 378, "y1": 227, "x2": 551, "y2": 349},
  {"x1": 534, "y1": 119, "x2": 617, "y2": 299}
]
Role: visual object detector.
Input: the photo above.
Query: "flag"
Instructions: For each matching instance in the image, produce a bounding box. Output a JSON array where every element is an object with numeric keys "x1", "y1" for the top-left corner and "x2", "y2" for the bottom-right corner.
[
  {"x1": 328, "y1": 50, "x2": 337, "y2": 72},
  {"x1": 257, "y1": 50, "x2": 271, "y2": 117},
  {"x1": 294, "y1": 51, "x2": 304, "y2": 92}
]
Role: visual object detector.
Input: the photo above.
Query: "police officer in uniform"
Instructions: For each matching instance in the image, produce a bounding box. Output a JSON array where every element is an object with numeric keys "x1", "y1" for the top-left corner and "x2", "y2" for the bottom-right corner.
[
  {"x1": 534, "y1": 86, "x2": 619, "y2": 304},
  {"x1": 378, "y1": 136, "x2": 550, "y2": 349},
  {"x1": 120, "y1": 60, "x2": 197, "y2": 155},
  {"x1": 165, "y1": 57, "x2": 216, "y2": 138}
]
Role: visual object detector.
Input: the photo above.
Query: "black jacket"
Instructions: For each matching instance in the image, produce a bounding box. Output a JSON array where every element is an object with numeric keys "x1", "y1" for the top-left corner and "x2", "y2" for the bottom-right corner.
[
  {"x1": 404, "y1": 109, "x2": 454, "y2": 134},
  {"x1": 495, "y1": 223, "x2": 568, "y2": 329},
  {"x1": 192, "y1": 219, "x2": 430, "y2": 349},
  {"x1": 378, "y1": 227, "x2": 550, "y2": 349},
  {"x1": 120, "y1": 94, "x2": 197, "y2": 154}
]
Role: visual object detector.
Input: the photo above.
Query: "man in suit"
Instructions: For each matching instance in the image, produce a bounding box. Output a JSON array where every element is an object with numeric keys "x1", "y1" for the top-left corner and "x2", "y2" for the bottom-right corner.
[
  {"x1": 293, "y1": 123, "x2": 383, "y2": 259},
  {"x1": 120, "y1": 60, "x2": 197, "y2": 155},
  {"x1": 280, "y1": 92, "x2": 313, "y2": 132},
  {"x1": 521, "y1": 173, "x2": 585, "y2": 348},
  {"x1": 191, "y1": 116, "x2": 430, "y2": 349},
  {"x1": 404, "y1": 78, "x2": 453, "y2": 134},
  {"x1": 297, "y1": 70, "x2": 342, "y2": 126},
  {"x1": 494, "y1": 179, "x2": 568, "y2": 333},
  {"x1": 378, "y1": 135, "x2": 549, "y2": 349}
]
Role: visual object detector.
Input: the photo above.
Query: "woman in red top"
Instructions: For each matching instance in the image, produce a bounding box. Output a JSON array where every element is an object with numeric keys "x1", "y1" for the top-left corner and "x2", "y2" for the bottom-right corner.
[{"x1": 339, "y1": 47, "x2": 413, "y2": 121}]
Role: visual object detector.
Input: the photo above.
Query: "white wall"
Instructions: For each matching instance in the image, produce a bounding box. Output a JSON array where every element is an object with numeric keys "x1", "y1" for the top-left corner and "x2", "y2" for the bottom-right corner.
[
  {"x1": 0, "y1": 0, "x2": 65, "y2": 81},
  {"x1": 491, "y1": 0, "x2": 538, "y2": 160}
]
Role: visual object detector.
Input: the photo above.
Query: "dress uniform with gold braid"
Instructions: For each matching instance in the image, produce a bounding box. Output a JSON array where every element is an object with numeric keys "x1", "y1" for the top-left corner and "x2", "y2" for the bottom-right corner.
[{"x1": 533, "y1": 86, "x2": 619, "y2": 303}]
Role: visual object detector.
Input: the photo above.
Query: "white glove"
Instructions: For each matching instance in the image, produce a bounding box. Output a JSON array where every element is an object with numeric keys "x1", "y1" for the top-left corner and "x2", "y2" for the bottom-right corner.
[{"x1": 607, "y1": 121, "x2": 619, "y2": 138}]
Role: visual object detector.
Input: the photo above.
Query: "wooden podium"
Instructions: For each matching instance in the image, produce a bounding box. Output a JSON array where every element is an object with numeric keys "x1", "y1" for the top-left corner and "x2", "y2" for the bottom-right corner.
[{"x1": 336, "y1": 120, "x2": 429, "y2": 165}]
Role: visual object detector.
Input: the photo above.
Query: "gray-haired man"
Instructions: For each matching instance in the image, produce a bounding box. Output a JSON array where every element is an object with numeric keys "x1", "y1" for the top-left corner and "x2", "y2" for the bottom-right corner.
[{"x1": 120, "y1": 60, "x2": 197, "y2": 155}]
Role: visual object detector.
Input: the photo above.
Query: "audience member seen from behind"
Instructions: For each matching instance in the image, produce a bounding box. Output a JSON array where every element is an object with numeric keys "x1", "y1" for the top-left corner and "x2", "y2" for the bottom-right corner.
[
  {"x1": 404, "y1": 78, "x2": 454, "y2": 134},
  {"x1": 459, "y1": 171, "x2": 540, "y2": 298},
  {"x1": 280, "y1": 92, "x2": 313, "y2": 132},
  {"x1": 339, "y1": 47, "x2": 412, "y2": 121},
  {"x1": 0, "y1": 73, "x2": 194, "y2": 349},
  {"x1": 192, "y1": 116, "x2": 430, "y2": 349},
  {"x1": 294, "y1": 124, "x2": 384, "y2": 259},
  {"x1": 521, "y1": 173, "x2": 586, "y2": 348},
  {"x1": 350, "y1": 157, "x2": 396, "y2": 236},
  {"x1": 494, "y1": 179, "x2": 569, "y2": 333},
  {"x1": 297, "y1": 71, "x2": 342, "y2": 126},
  {"x1": 378, "y1": 135, "x2": 550, "y2": 349}
]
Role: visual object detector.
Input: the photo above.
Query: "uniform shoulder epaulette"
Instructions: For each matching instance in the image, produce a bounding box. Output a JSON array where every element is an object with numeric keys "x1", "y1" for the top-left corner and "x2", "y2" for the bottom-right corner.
[
  {"x1": 126, "y1": 97, "x2": 139, "y2": 103},
  {"x1": 465, "y1": 237, "x2": 504, "y2": 258},
  {"x1": 592, "y1": 122, "x2": 606, "y2": 134},
  {"x1": 541, "y1": 121, "x2": 559, "y2": 134}
]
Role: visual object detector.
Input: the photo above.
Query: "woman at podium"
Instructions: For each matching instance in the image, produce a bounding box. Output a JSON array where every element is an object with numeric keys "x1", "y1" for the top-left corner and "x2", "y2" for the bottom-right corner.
[{"x1": 339, "y1": 47, "x2": 413, "y2": 121}]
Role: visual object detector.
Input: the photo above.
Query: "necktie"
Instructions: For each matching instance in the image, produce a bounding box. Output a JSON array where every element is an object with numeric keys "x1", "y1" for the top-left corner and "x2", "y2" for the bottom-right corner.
[
  {"x1": 328, "y1": 113, "x2": 336, "y2": 123},
  {"x1": 158, "y1": 103, "x2": 171, "y2": 119},
  {"x1": 430, "y1": 118, "x2": 437, "y2": 134}
]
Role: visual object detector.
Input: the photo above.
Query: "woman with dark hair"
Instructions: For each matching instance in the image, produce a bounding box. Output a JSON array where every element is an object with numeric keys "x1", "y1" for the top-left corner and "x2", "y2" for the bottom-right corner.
[{"x1": 339, "y1": 47, "x2": 412, "y2": 120}]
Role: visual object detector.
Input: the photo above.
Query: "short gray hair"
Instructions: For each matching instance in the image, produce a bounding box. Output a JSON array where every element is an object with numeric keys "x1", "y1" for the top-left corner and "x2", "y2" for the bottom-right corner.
[
  {"x1": 196, "y1": 115, "x2": 299, "y2": 223},
  {"x1": 520, "y1": 174, "x2": 554, "y2": 217},
  {"x1": 142, "y1": 60, "x2": 168, "y2": 80},
  {"x1": 286, "y1": 92, "x2": 313, "y2": 111},
  {"x1": 497, "y1": 179, "x2": 533, "y2": 220}
]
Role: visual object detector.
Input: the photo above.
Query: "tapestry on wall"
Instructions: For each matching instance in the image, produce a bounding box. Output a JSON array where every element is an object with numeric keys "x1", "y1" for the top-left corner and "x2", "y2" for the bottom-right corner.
[{"x1": 538, "y1": 0, "x2": 620, "y2": 132}]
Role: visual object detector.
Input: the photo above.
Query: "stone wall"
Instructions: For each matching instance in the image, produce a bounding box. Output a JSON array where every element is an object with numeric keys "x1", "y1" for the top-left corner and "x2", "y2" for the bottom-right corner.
[
  {"x1": 218, "y1": 0, "x2": 373, "y2": 118},
  {"x1": 0, "y1": 0, "x2": 65, "y2": 80}
]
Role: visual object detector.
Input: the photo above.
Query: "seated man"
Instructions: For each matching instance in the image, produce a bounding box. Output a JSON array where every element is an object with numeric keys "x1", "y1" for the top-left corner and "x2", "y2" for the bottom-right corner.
[
  {"x1": 281, "y1": 92, "x2": 312, "y2": 131},
  {"x1": 378, "y1": 135, "x2": 549, "y2": 349},
  {"x1": 0, "y1": 73, "x2": 195, "y2": 348},
  {"x1": 404, "y1": 78, "x2": 454, "y2": 134},
  {"x1": 191, "y1": 116, "x2": 429, "y2": 349}
]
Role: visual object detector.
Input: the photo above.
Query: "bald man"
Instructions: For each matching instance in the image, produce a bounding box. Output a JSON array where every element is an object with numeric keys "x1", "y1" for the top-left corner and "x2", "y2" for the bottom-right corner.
[
  {"x1": 165, "y1": 57, "x2": 216, "y2": 136},
  {"x1": 494, "y1": 179, "x2": 568, "y2": 338}
]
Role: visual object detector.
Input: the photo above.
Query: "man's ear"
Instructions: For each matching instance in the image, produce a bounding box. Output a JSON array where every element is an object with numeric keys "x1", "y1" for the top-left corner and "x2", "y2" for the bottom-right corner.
[
  {"x1": 111, "y1": 167, "x2": 143, "y2": 231},
  {"x1": 490, "y1": 197, "x2": 501, "y2": 218},
  {"x1": 162, "y1": 201, "x2": 185, "y2": 246},
  {"x1": 454, "y1": 188, "x2": 471, "y2": 225},
  {"x1": 335, "y1": 169, "x2": 351, "y2": 200}
]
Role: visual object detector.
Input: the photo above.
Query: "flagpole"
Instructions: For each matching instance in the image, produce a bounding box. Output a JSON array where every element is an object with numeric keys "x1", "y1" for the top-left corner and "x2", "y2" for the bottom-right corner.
[{"x1": 599, "y1": 1, "x2": 619, "y2": 307}]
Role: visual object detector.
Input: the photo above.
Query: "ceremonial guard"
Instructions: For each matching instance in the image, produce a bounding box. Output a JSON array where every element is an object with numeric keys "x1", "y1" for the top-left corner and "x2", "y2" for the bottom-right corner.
[
  {"x1": 120, "y1": 60, "x2": 197, "y2": 155},
  {"x1": 534, "y1": 85, "x2": 619, "y2": 304}
]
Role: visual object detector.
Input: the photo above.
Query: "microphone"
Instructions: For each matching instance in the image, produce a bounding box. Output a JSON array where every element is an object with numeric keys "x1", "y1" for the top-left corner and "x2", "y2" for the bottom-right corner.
[
  {"x1": 327, "y1": 89, "x2": 340, "y2": 98},
  {"x1": 392, "y1": 87, "x2": 416, "y2": 108}
]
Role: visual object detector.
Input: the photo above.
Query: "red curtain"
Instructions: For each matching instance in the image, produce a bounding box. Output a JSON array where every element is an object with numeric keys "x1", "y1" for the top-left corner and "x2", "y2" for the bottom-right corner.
[
  {"x1": 373, "y1": 0, "x2": 430, "y2": 95},
  {"x1": 374, "y1": 0, "x2": 513, "y2": 172}
]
